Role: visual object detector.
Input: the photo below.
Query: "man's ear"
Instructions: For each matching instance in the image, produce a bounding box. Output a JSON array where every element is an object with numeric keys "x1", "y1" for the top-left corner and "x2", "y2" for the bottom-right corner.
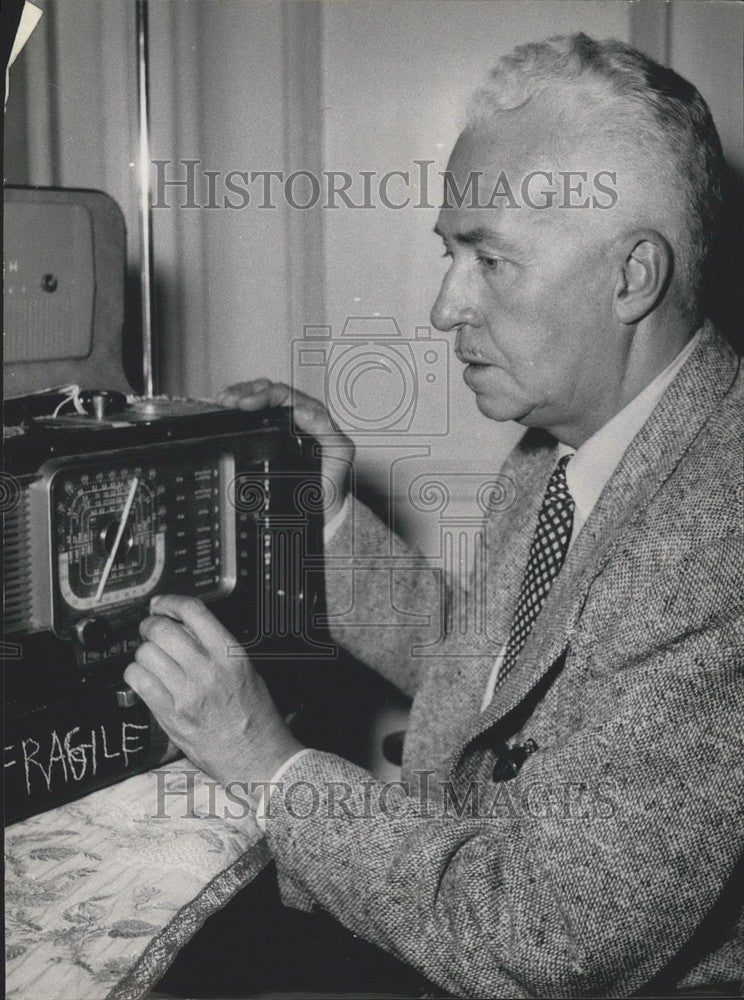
[{"x1": 613, "y1": 230, "x2": 673, "y2": 324}]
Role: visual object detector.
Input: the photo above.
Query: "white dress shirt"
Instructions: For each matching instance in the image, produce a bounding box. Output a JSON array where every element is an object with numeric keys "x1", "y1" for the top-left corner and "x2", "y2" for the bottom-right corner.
[{"x1": 258, "y1": 330, "x2": 702, "y2": 825}]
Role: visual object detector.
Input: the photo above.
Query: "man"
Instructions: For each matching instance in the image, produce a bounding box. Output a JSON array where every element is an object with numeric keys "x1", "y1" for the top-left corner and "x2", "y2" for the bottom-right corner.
[{"x1": 126, "y1": 35, "x2": 743, "y2": 997}]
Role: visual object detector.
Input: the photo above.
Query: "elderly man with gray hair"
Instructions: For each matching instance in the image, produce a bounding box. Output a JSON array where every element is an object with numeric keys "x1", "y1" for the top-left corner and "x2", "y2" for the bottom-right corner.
[{"x1": 132, "y1": 34, "x2": 743, "y2": 999}]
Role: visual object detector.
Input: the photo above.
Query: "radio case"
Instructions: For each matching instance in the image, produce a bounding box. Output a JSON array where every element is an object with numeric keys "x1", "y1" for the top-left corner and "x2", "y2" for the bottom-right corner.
[
  {"x1": 3, "y1": 402, "x2": 328, "y2": 824},
  {"x1": 3, "y1": 187, "x2": 328, "y2": 823}
]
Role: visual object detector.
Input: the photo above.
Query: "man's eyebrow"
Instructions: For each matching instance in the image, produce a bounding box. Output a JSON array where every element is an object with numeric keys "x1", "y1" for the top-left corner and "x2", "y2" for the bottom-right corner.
[{"x1": 433, "y1": 224, "x2": 519, "y2": 253}]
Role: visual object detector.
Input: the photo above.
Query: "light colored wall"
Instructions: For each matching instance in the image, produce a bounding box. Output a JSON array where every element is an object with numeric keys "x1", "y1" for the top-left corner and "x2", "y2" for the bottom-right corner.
[
  {"x1": 149, "y1": 0, "x2": 294, "y2": 396},
  {"x1": 669, "y1": 1, "x2": 743, "y2": 173},
  {"x1": 319, "y1": 0, "x2": 630, "y2": 551}
]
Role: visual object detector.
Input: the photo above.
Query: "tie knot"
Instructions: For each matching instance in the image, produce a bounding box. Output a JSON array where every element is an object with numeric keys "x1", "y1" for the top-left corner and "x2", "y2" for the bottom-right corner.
[{"x1": 546, "y1": 454, "x2": 574, "y2": 508}]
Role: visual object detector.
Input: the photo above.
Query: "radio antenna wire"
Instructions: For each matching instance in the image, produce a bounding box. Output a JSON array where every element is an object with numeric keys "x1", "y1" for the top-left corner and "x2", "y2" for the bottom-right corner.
[{"x1": 135, "y1": 0, "x2": 155, "y2": 398}]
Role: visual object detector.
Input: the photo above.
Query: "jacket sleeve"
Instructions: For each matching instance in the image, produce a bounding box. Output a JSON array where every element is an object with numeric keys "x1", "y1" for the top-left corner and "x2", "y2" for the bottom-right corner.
[
  {"x1": 264, "y1": 533, "x2": 744, "y2": 997},
  {"x1": 322, "y1": 496, "x2": 447, "y2": 697}
]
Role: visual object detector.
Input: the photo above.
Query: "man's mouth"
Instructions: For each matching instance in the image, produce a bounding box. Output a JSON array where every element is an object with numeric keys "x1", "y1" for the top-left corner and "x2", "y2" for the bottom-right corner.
[
  {"x1": 461, "y1": 361, "x2": 496, "y2": 393},
  {"x1": 454, "y1": 344, "x2": 491, "y2": 366}
]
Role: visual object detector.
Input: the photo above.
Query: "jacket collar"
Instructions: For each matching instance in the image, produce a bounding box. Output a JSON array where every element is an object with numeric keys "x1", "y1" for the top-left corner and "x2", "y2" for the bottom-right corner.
[{"x1": 450, "y1": 321, "x2": 740, "y2": 769}]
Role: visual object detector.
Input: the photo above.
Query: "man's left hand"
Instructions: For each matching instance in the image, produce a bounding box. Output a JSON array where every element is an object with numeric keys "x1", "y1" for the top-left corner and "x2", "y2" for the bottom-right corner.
[{"x1": 124, "y1": 594, "x2": 304, "y2": 792}]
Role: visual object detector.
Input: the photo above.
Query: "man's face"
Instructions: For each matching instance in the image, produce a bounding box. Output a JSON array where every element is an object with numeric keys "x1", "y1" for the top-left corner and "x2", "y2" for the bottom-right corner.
[{"x1": 431, "y1": 109, "x2": 622, "y2": 444}]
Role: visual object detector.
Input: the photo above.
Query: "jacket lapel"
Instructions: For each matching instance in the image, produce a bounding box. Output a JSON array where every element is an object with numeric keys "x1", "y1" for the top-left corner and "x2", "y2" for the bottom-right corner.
[{"x1": 450, "y1": 322, "x2": 740, "y2": 769}]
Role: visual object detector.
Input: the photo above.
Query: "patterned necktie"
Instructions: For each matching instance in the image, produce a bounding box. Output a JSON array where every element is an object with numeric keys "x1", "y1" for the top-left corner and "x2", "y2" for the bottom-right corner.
[{"x1": 494, "y1": 454, "x2": 575, "y2": 692}]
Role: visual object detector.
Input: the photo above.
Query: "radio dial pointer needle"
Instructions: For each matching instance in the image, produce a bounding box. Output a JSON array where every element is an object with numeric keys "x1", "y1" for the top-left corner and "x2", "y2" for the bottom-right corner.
[{"x1": 94, "y1": 476, "x2": 140, "y2": 603}]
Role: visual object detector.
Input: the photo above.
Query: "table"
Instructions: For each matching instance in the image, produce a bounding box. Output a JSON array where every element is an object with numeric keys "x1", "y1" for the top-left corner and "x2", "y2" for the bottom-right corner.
[{"x1": 5, "y1": 760, "x2": 271, "y2": 1000}]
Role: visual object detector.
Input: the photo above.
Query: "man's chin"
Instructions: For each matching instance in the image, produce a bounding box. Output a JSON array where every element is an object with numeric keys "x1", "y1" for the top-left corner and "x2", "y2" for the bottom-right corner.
[{"x1": 472, "y1": 390, "x2": 528, "y2": 425}]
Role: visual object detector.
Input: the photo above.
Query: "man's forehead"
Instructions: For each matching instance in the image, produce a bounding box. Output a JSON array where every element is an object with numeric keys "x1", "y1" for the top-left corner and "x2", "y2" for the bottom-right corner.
[
  {"x1": 447, "y1": 106, "x2": 563, "y2": 185},
  {"x1": 436, "y1": 98, "x2": 624, "y2": 241},
  {"x1": 448, "y1": 122, "x2": 527, "y2": 171},
  {"x1": 436, "y1": 120, "x2": 558, "y2": 242}
]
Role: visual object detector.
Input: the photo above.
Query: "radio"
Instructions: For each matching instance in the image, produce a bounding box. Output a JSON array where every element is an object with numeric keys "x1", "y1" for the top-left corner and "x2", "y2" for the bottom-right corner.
[
  {"x1": 2, "y1": 393, "x2": 329, "y2": 824},
  {"x1": 3, "y1": 185, "x2": 332, "y2": 823}
]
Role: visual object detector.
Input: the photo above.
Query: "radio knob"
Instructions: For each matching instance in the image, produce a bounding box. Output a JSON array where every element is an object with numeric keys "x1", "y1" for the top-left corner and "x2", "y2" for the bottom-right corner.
[
  {"x1": 79, "y1": 389, "x2": 128, "y2": 420},
  {"x1": 75, "y1": 616, "x2": 112, "y2": 651},
  {"x1": 115, "y1": 686, "x2": 139, "y2": 709}
]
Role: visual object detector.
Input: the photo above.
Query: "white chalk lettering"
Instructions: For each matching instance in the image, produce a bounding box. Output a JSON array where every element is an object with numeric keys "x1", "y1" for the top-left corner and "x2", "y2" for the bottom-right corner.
[
  {"x1": 21, "y1": 737, "x2": 41, "y2": 795},
  {"x1": 121, "y1": 723, "x2": 148, "y2": 767},
  {"x1": 13, "y1": 721, "x2": 150, "y2": 798},
  {"x1": 100, "y1": 724, "x2": 121, "y2": 761},
  {"x1": 49, "y1": 730, "x2": 70, "y2": 785},
  {"x1": 63, "y1": 727, "x2": 98, "y2": 781}
]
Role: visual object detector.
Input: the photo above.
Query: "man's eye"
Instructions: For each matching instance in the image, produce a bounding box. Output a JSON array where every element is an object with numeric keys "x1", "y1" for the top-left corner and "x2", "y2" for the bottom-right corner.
[
  {"x1": 477, "y1": 255, "x2": 500, "y2": 270},
  {"x1": 441, "y1": 250, "x2": 452, "y2": 260}
]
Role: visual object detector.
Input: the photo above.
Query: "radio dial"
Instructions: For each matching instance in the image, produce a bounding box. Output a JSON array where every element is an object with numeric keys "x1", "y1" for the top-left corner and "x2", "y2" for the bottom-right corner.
[
  {"x1": 98, "y1": 521, "x2": 134, "y2": 561},
  {"x1": 51, "y1": 454, "x2": 224, "y2": 619},
  {"x1": 75, "y1": 616, "x2": 113, "y2": 651}
]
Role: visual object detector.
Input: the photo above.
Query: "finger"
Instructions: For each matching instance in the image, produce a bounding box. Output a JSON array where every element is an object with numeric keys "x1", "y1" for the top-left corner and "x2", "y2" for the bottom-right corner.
[
  {"x1": 124, "y1": 660, "x2": 176, "y2": 717},
  {"x1": 139, "y1": 614, "x2": 206, "y2": 667},
  {"x1": 287, "y1": 389, "x2": 355, "y2": 444},
  {"x1": 218, "y1": 378, "x2": 273, "y2": 405},
  {"x1": 220, "y1": 380, "x2": 335, "y2": 429},
  {"x1": 219, "y1": 380, "x2": 344, "y2": 442},
  {"x1": 290, "y1": 398, "x2": 337, "y2": 438},
  {"x1": 223, "y1": 381, "x2": 292, "y2": 411},
  {"x1": 148, "y1": 595, "x2": 235, "y2": 658},
  {"x1": 134, "y1": 640, "x2": 187, "y2": 688}
]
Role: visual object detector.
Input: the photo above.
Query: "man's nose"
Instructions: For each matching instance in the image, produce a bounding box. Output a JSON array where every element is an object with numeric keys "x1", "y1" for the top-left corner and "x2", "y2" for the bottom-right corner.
[{"x1": 430, "y1": 270, "x2": 481, "y2": 332}]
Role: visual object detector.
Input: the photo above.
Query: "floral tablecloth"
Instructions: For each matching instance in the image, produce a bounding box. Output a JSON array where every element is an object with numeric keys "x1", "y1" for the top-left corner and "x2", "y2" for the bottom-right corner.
[{"x1": 5, "y1": 760, "x2": 271, "y2": 1000}]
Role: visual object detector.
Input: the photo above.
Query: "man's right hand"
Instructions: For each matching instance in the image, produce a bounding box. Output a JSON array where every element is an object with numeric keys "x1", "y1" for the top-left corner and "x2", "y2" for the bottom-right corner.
[{"x1": 218, "y1": 379, "x2": 354, "y2": 521}]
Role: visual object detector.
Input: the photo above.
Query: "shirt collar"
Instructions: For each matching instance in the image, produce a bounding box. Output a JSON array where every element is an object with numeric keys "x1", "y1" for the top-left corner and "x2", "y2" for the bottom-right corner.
[{"x1": 558, "y1": 328, "x2": 703, "y2": 532}]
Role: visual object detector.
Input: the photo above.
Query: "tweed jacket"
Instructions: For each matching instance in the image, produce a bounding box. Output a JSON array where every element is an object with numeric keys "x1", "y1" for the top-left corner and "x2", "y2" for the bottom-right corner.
[{"x1": 263, "y1": 322, "x2": 744, "y2": 998}]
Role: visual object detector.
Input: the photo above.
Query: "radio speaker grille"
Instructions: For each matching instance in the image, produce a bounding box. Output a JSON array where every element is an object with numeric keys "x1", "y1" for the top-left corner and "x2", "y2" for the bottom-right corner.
[
  {"x1": 3, "y1": 186, "x2": 128, "y2": 398},
  {"x1": 3, "y1": 487, "x2": 34, "y2": 635}
]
